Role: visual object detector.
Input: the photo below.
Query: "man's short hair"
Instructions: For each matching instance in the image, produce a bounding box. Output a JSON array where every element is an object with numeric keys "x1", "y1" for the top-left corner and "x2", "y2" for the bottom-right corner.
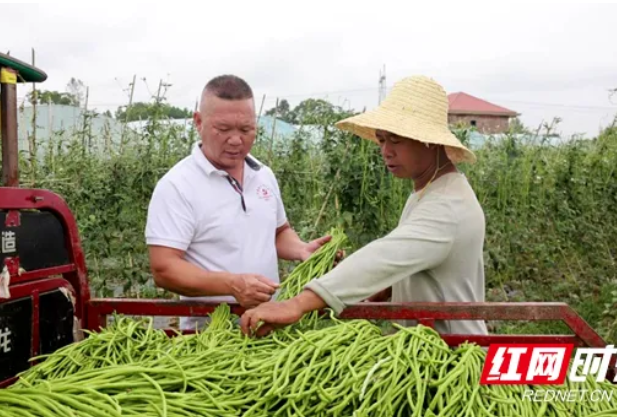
[{"x1": 204, "y1": 75, "x2": 253, "y2": 100}]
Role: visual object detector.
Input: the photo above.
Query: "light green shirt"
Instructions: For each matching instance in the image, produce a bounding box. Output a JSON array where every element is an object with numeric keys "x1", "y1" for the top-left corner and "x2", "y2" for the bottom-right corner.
[{"x1": 306, "y1": 172, "x2": 488, "y2": 336}]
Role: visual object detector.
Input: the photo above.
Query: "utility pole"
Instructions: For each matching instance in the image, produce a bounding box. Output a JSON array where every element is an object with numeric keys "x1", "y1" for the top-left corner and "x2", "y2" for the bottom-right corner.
[
  {"x1": 119, "y1": 75, "x2": 136, "y2": 153},
  {"x1": 31, "y1": 48, "x2": 36, "y2": 154},
  {"x1": 30, "y1": 48, "x2": 37, "y2": 185},
  {"x1": 156, "y1": 79, "x2": 163, "y2": 103},
  {"x1": 378, "y1": 65, "x2": 386, "y2": 105},
  {"x1": 155, "y1": 78, "x2": 172, "y2": 104}
]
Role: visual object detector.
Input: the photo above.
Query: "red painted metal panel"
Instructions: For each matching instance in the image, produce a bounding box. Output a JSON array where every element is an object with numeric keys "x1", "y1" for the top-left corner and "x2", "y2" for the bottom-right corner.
[
  {"x1": 0, "y1": 188, "x2": 90, "y2": 328},
  {"x1": 561, "y1": 307, "x2": 609, "y2": 349},
  {"x1": 88, "y1": 298, "x2": 244, "y2": 317},
  {"x1": 85, "y1": 300, "x2": 105, "y2": 333},
  {"x1": 87, "y1": 298, "x2": 608, "y2": 349},
  {"x1": 443, "y1": 335, "x2": 583, "y2": 346},
  {"x1": 337, "y1": 301, "x2": 574, "y2": 320},
  {"x1": 5, "y1": 210, "x2": 20, "y2": 227},
  {"x1": 0, "y1": 278, "x2": 76, "y2": 389},
  {"x1": 0, "y1": 377, "x2": 17, "y2": 389},
  {"x1": 31, "y1": 290, "x2": 39, "y2": 359},
  {"x1": 7, "y1": 264, "x2": 77, "y2": 285},
  {"x1": 3, "y1": 256, "x2": 20, "y2": 276},
  {"x1": 87, "y1": 298, "x2": 616, "y2": 380},
  {"x1": 2, "y1": 278, "x2": 75, "y2": 302}
]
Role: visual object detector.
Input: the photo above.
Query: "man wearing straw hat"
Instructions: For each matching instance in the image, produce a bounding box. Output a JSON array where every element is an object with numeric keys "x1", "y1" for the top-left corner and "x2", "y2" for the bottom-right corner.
[{"x1": 240, "y1": 75, "x2": 489, "y2": 337}]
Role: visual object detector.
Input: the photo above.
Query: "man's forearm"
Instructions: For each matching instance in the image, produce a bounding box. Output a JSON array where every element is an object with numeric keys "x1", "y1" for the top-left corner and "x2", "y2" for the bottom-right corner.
[
  {"x1": 275, "y1": 224, "x2": 306, "y2": 261},
  {"x1": 153, "y1": 258, "x2": 236, "y2": 297}
]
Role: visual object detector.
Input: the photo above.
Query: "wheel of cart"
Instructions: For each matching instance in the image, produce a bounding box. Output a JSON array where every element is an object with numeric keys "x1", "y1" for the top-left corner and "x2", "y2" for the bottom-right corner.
[{"x1": 0, "y1": 52, "x2": 615, "y2": 389}]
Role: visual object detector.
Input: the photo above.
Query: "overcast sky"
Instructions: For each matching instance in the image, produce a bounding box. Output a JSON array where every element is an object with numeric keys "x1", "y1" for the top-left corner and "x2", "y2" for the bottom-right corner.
[{"x1": 3, "y1": 2, "x2": 617, "y2": 138}]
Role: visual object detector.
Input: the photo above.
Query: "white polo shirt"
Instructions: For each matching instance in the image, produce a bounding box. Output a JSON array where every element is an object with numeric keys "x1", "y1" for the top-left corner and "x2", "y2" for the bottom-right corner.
[{"x1": 145, "y1": 142, "x2": 287, "y2": 329}]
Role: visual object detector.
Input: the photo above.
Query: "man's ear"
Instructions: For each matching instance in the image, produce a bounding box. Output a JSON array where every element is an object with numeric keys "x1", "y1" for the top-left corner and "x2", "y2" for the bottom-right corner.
[{"x1": 193, "y1": 111, "x2": 203, "y2": 132}]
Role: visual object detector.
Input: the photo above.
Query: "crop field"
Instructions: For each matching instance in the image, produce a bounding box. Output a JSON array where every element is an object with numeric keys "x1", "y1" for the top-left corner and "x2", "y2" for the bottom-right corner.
[{"x1": 12, "y1": 102, "x2": 617, "y2": 344}]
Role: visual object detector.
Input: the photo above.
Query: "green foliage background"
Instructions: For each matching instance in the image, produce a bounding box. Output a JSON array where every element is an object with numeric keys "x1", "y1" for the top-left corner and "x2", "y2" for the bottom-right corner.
[{"x1": 8, "y1": 98, "x2": 617, "y2": 344}]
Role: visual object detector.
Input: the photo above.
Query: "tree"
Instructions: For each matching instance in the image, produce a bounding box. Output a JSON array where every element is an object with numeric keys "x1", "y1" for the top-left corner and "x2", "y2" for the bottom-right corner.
[
  {"x1": 26, "y1": 77, "x2": 85, "y2": 107},
  {"x1": 264, "y1": 98, "x2": 346, "y2": 125},
  {"x1": 28, "y1": 90, "x2": 79, "y2": 106},
  {"x1": 263, "y1": 98, "x2": 355, "y2": 127},
  {"x1": 66, "y1": 78, "x2": 86, "y2": 107},
  {"x1": 265, "y1": 99, "x2": 291, "y2": 123},
  {"x1": 115, "y1": 102, "x2": 192, "y2": 122},
  {"x1": 288, "y1": 99, "x2": 341, "y2": 125},
  {"x1": 509, "y1": 117, "x2": 531, "y2": 134}
]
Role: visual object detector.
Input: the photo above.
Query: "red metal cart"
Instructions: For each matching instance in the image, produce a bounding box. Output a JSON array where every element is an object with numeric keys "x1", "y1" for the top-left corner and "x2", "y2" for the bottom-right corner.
[{"x1": 0, "y1": 53, "x2": 612, "y2": 389}]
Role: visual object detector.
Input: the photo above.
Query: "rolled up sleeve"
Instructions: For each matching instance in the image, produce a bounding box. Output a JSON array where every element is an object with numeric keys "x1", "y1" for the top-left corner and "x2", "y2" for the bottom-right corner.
[{"x1": 305, "y1": 196, "x2": 457, "y2": 313}]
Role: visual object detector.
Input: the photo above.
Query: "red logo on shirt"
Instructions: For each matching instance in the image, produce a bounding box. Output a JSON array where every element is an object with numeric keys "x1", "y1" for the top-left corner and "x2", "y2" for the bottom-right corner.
[{"x1": 256, "y1": 185, "x2": 273, "y2": 201}]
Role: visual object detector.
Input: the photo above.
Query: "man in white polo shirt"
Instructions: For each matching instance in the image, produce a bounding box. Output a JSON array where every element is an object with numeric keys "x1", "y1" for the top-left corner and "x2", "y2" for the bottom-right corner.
[{"x1": 145, "y1": 75, "x2": 333, "y2": 329}]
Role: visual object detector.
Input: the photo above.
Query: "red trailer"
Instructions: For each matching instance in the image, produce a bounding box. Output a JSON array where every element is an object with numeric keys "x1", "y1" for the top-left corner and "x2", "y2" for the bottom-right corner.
[{"x1": 0, "y1": 53, "x2": 612, "y2": 389}]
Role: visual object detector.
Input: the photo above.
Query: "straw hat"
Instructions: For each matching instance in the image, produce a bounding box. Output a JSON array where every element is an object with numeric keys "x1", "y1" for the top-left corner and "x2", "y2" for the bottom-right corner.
[{"x1": 335, "y1": 75, "x2": 476, "y2": 164}]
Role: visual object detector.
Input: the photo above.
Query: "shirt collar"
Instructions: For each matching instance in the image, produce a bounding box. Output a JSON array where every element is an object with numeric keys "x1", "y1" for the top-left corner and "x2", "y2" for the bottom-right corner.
[{"x1": 191, "y1": 142, "x2": 262, "y2": 178}]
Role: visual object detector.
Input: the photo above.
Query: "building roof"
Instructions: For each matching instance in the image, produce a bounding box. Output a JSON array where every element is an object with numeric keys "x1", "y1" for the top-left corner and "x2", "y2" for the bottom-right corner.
[{"x1": 447, "y1": 92, "x2": 518, "y2": 117}]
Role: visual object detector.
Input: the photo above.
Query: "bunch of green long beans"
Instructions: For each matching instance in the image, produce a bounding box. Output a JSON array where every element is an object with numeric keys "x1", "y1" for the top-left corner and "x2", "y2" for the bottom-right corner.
[
  {"x1": 15, "y1": 315, "x2": 170, "y2": 383},
  {"x1": 3, "y1": 305, "x2": 617, "y2": 417},
  {"x1": 276, "y1": 226, "x2": 347, "y2": 302},
  {"x1": 275, "y1": 226, "x2": 347, "y2": 327}
]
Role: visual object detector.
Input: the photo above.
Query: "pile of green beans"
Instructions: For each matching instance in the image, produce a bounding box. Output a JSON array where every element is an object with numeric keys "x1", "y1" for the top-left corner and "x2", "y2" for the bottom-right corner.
[
  {"x1": 3, "y1": 224, "x2": 617, "y2": 416},
  {"x1": 3, "y1": 307, "x2": 617, "y2": 417}
]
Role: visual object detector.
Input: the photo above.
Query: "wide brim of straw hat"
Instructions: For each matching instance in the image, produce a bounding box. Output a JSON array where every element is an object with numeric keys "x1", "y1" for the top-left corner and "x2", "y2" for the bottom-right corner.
[{"x1": 334, "y1": 76, "x2": 477, "y2": 164}]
